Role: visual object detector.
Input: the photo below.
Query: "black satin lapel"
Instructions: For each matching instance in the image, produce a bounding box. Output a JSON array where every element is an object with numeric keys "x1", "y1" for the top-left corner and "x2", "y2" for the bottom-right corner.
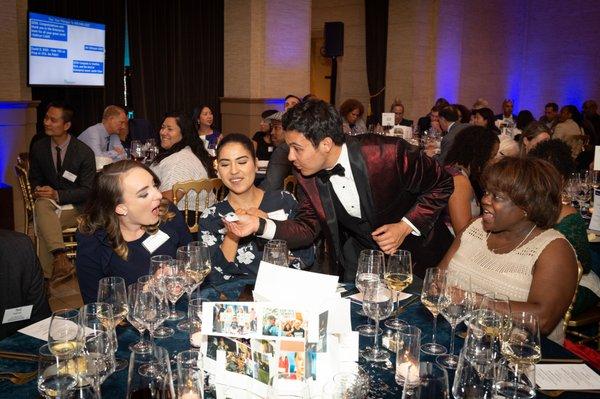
[
  {"x1": 316, "y1": 178, "x2": 340, "y2": 249},
  {"x1": 347, "y1": 139, "x2": 376, "y2": 226}
]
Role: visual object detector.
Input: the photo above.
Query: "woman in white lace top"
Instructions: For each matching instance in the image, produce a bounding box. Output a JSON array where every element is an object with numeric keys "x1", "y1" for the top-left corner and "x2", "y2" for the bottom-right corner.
[{"x1": 438, "y1": 157, "x2": 577, "y2": 344}]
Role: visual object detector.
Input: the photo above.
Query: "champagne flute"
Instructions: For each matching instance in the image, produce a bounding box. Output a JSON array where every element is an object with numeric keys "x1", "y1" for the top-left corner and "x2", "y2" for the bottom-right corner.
[
  {"x1": 263, "y1": 239, "x2": 290, "y2": 266},
  {"x1": 384, "y1": 250, "x2": 413, "y2": 329},
  {"x1": 127, "y1": 282, "x2": 152, "y2": 354},
  {"x1": 362, "y1": 281, "x2": 394, "y2": 362},
  {"x1": 176, "y1": 244, "x2": 211, "y2": 331},
  {"x1": 176, "y1": 350, "x2": 204, "y2": 399},
  {"x1": 355, "y1": 249, "x2": 384, "y2": 336},
  {"x1": 420, "y1": 268, "x2": 447, "y2": 355},
  {"x1": 402, "y1": 362, "x2": 449, "y2": 399},
  {"x1": 499, "y1": 311, "x2": 541, "y2": 398},
  {"x1": 37, "y1": 343, "x2": 78, "y2": 399},
  {"x1": 126, "y1": 346, "x2": 175, "y2": 398},
  {"x1": 48, "y1": 309, "x2": 83, "y2": 360},
  {"x1": 437, "y1": 271, "x2": 471, "y2": 369}
]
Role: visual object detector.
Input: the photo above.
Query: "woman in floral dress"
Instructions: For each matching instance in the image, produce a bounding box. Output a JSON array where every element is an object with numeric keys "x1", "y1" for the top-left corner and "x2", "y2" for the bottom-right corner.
[{"x1": 199, "y1": 134, "x2": 314, "y2": 297}]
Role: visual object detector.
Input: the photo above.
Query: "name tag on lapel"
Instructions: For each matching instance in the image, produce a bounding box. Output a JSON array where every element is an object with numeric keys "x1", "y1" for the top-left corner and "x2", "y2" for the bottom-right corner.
[
  {"x1": 2, "y1": 305, "x2": 33, "y2": 324},
  {"x1": 142, "y1": 230, "x2": 170, "y2": 254},
  {"x1": 62, "y1": 170, "x2": 77, "y2": 182}
]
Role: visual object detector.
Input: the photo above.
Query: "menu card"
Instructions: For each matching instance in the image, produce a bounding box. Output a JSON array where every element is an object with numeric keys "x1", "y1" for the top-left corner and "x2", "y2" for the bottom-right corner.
[{"x1": 536, "y1": 364, "x2": 600, "y2": 390}]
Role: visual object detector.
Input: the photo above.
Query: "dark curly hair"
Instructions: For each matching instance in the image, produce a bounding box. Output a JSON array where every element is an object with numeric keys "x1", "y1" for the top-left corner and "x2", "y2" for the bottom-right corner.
[
  {"x1": 445, "y1": 126, "x2": 499, "y2": 180},
  {"x1": 282, "y1": 99, "x2": 346, "y2": 146},
  {"x1": 527, "y1": 139, "x2": 574, "y2": 181}
]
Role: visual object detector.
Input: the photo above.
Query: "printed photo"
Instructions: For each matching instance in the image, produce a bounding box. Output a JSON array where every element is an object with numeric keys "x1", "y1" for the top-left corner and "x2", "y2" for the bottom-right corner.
[
  {"x1": 225, "y1": 341, "x2": 255, "y2": 378},
  {"x1": 317, "y1": 311, "x2": 328, "y2": 352},
  {"x1": 262, "y1": 307, "x2": 306, "y2": 338},
  {"x1": 306, "y1": 343, "x2": 317, "y2": 380},
  {"x1": 278, "y1": 340, "x2": 306, "y2": 379},
  {"x1": 213, "y1": 303, "x2": 258, "y2": 335},
  {"x1": 251, "y1": 339, "x2": 275, "y2": 356},
  {"x1": 252, "y1": 351, "x2": 270, "y2": 384}
]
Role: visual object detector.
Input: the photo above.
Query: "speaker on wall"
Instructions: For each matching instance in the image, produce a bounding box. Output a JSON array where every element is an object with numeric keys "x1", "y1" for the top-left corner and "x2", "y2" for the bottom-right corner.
[{"x1": 324, "y1": 21, "x2": 344, "y2": 58}]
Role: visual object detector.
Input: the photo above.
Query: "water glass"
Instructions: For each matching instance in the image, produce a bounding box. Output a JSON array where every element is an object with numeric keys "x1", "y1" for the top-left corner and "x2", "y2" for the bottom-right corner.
[
  {"x1": 263, "y1": 239, "x2": 290, "y2": 266},
  {"x1": 362, "y1": 281, "x2": 394, "y2": 362},
  {"x1": 48, "y1": 309, "x2": 82, "y2": 359},
  {"x1": 384, "y1": 250, "x2": 413, "y2": 329},
  {"x1": 395, "y1": 325, "x2": 421, "y2": 386},
  {"x1": 493, "y1": 360, "x2": 536, "y2": 399},
  {"x1": 355, "y1": 249, "x2": 384, "y2": 336},
  {"x1": 267, "y1": 373, "x2": 310, "y2": 398},
  {"x1": 401, "y1": 362, "x2": 449, "y2": 399},
  {"x1": 322, "y1": 371, "x2": 368, "y2": 399},
  {"x1": 37, "y1": 343, "x2": 78, "y2": 399},
  {"x1": 126, "y1": 346, "x2": 175, "y2": 398},
  {"x1": 176, "y1": 350, "x2": 204, "y2": 399},
  {"x1": 188, "y1": 298, "x2": 204, "y2": 348}
]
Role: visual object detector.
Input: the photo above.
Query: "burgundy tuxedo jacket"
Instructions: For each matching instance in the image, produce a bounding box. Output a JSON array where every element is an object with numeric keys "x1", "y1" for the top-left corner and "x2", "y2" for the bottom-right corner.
[{"x1": 273, "y1": 134, "x2": 454, "y2": 279}]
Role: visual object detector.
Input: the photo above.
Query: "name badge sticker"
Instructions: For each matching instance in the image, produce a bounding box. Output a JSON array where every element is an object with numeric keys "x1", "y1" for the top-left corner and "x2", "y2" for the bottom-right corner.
[
  {"x1": 62, "y1": 170, "x2": 77, "y2": 182},
  {"x1": 2, "y1": 305, "x2": 33, "y2": 324},
  {"x1": 142, "y1": 230, "x2": 170, "y2": 254}
]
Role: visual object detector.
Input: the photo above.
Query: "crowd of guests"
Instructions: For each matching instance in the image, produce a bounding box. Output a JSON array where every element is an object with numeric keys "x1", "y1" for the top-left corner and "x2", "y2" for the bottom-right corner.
[{"x1": 11, "y1": 92, "x2": 600, "y2": 346}]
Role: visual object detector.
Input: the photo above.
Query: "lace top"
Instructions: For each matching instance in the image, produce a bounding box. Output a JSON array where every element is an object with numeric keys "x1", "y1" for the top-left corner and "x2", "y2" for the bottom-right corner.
[{"x1": 448, "y1": 219, "x2": 570, "y2": 343}]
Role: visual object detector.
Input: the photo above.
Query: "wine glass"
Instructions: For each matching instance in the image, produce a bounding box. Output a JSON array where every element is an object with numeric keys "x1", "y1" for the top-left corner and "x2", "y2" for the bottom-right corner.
[
  {"x1": 401, "y1": 362, "x2": 449, "y2": 399},
  {"x1": 437, "y1": 271, "x2": 472, "y2": 369},
  {"x1": 322, "y1": 371, "x2": 368, "y2": 399},
  {"x1": 499, "y1": 311, "x2": 541, "y2": 398},
  {"x1": 189, "y1": 298, "x2": 204, "y2": 348},
  {"x1": 97, "y1": 277, "x2": 129, "y2": 370},
  {"x1": 176, "y1": 244, "x2": 211, "y2": 331},
  {"x1": 420, "y1": 268, "x2": 447, "y2": 355},
  {"x1": 162, "y1": 259, "x2": 187, "y2": 321},
  {"x1": 148, "y1": 256, "x2": 175, "y2": 338},
  {"x1": 48, "y1": 309, "x2": 83, "y2": 360},
  {"x1": 362, "y1": 281, "x2": 394, "y2": 362},
  {"x1": 130, "y1": 140, "x2": 144, "y2": 162},
  {"x1": 176, "y1": 350, "x2": 204, "y2": 399},
  {"x1": 384, "y1": 250, "x2": 413, "y2": 329},
  {"x1": 126, "y1": 346, "x2": 175, "y2": 398},
  {"x1": 263, "y1": 239, "x2": 290, "y2": 266},
  {"x1": 80, "y1": 330, "x2": 116, "y2": 398},
  {"x1": 134, "y1": 276, "x2": 170, "y2": 346},
  {"x1": 127, "y1": 282, "x2": 152, "y2": 354},
  {"x1": 267, "y1": 373, "x2": 310, "y2": 399},
  {"x1": 144, "y1": 139, "x2": 158, "y2": 164},
  {"x1": 37, "y1": 343, "x2": 78, "y2": 399},
  {"x1": 355, "y1": 249, "x2": 384, "y2": 336},
  {"x1": 479, "y1": 292, "x2": 512, "y2": 341}
]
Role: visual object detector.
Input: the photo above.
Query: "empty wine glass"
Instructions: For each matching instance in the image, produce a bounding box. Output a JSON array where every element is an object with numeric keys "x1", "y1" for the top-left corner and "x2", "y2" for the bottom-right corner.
[
  {"x1": 176, "y1": 350, "x2": 204, "y2": 399},
  {"x1": 134, "y1": 275, "x2": 170, "y2": 346},
  {"x1": 437, "y1": 271, "x2": 472, "y2": 369},
  {"x1": 162, "y1": 259, "x2": 187, "y2": 321},
  {"x1": 420, "y1": 268, "x2": 447, "y2": 355},
  {"x1": 401, "y1": 362, "x2": 449, "y2": 399},
  {"x1": 97, "y1": 277, "x2": 129, "y2": 371},
  {"x1": 176, "y1": 244, "x2": 211, "y2": 331},
  {"x1": 126, "y1": 346, "x2": 175, "y2": 398},
  {"x1": 148, "y1": 256, "x2": 175, "y2": 338},
  {"x1": 80, "y1": 330, "x2": 116, "y2": 399},
  {"x1": 384, "y1": 250, "x2": 413, "y2": 329},
  {"x1": 127, "y1": 282, "x2": 152, "y2": 354},
  {"x1": 355, "y1": 249, "x2": 384, "y2": 336},
  {"x1": 37, "y1": 343, "x2": 78, "y2": 399},
  {"x1": 48, "y1": 309, "x2": 83, "y2": 361},
  {"x1": 263, "y1": 239, "x2": 290, "y2": 266},
  {"x1": 362, "y1": 281, "x2": 394, "y2": 362},
  {"x1": 267, "y1": 373, "x2": 310, "y2": 399}
]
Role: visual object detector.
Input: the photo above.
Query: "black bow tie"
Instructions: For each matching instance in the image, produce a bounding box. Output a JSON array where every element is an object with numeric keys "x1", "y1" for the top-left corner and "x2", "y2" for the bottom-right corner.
[{"x1": 317, "y1": 163, "x2": 345, "y2": 182}]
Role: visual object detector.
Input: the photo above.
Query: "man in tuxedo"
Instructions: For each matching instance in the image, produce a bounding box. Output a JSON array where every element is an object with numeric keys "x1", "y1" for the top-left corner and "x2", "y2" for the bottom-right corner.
[
  {"x1": 438, "y1": 105, "x2": 470, "y2": 165},
  {"x1": 29, "y1": 101, "x2": 96, "y2": 284},
  {"x1": 227, "y1": 100, "x2": 454, "y2": 280}
]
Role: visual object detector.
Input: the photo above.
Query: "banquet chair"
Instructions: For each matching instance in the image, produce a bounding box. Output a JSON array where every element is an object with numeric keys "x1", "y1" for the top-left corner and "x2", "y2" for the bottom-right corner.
[
  {"x1": 173, "y1": 178, "x2": 224, "y2": 233},
  {"x1": 563, "y1": 262, "x2": 600, "y2": 349},
  {"x1": 283, "y1": 175, "x2": 298, "y2": 197},
  {"x1": 14, "y1": 155, "x2": 78, "y2": 260}
]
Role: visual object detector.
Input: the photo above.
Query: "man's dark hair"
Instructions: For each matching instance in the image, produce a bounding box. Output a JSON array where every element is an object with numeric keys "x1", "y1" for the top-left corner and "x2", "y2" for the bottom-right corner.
[
  {"x1": 439, "y1": 105, "x2": 459, "y2": 122},
  {"x1": 528, "y1": 139, "x2": 574, "y2": 181},
  {"x1": 46, "y1": 100, "x2": 74, "y2": 124},
  {"x1": 261, "y1": 109, "x2": 278, "y2": 119},
  {"x1": 285, "y1": 94, "x2": 301, "y2": 103},
  {"x1": 545, "y1": 102, "x2": 559, "y2": 112},
  {"x1": 282, "y1": 99, "x2": 345, "y2": 146},
  {"x1": 445, "y1": 126, "x2": 499, "y2": 180}
]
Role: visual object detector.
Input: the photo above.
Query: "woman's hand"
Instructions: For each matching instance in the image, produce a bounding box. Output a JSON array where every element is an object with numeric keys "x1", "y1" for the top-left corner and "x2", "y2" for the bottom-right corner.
[{"x1": 244, "y1": 207, "x2": 269, "y2": 219}]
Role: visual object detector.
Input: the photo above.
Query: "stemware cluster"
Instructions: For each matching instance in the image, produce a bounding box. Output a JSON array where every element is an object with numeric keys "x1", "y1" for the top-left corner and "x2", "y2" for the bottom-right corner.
[{"x1": 130, "y1": 139, "x2": 159, "y2": 164}]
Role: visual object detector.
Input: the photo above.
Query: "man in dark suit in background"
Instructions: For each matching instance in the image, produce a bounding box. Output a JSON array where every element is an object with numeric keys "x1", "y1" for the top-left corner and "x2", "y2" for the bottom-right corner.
[
  {"x1": 227, "y1": 100, "x2": 454, "y2": 280},
  {"x1": 260, "y1": 111, "x2": 292, "y2": 192},
  {"x1": 29, "y1": 101, "x2": 96, "y2": 285},
  {"x1": 0, "y1": 230, "x2": 50, "y2": 340},
  {"x1": 438, "y1": 105, "x2": 471, "y2": 165}
]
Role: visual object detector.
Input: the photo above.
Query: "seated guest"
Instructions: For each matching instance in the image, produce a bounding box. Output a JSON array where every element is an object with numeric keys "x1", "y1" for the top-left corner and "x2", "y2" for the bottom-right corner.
[
  {"x1": 284, "y1": 95, "x2": 301, "y2": 111},
  {"x1": 226, "y1": 99, "x2": 454, "y2": 280},
  {"x1": 192, "y1": 105, "x2": 221, "y2": 156},
  {"x1": 494, "y1": 98, "x2": 517, "y2": 126},
  {"x1": 417, "y1": 98, "x2": 449, "y2": 133},
  {"x1": 76, "y1": 160, "x2": 192, "y2": 304},
  {"x1": 444, "y1": 127, "x2": 499, "y2": 234},
  {"x1": 390, "y1": 100, "x2": 413, "y2": 127},
  {"x1": 514, "y1": 110, "x2": 535, "y2": 138},
  {"x1": 539, "y1": 102, "x2": 559, "y2": 131},
  {"x1": 78, "y1": 105, "x2": 128, "y2": 162},
  {"x1": 583, "y1": 100, "x2": 600, "y2": 146},
  {"x1": 472, "y1": 107, "x2": 500, "y2": 133},
  {"x1": 150, "y1": 110, "x2": 216, "y2": 211},
  {"x1": 472, "y1": 98, "x2": 489, "y2": 110},
  {"x1": 200, "y1": 134, "x2": 314, "y2": 288},
  {"x1": 453, "y1": 103, "x2": 471, "y2": 124},
  {"x1": 252, "y1": 110, "x2": 277, "y2": 161},
  {"x1": 339, "y1": 99, "x2": 367, "y2": 135},
  {"x1": 554, "y1": 105, "x2": 586, "y2": 158},
  {"x1": 439, "y1": 157, "x2": 578, "y2": 344},
  {"x1": 0, "y1": 230, "x2": 51, "y2": 340},
  {"x1": 519, "y1": 122, "x2": 551, "y2": 155},
  {"x1": 30, "y1": 101, "x2": 96, "y2": 283},
  {"x1": 260, "y1": 112, "x2": 292, "y2": 192},
  {"x1": 438, "y1": 105, "x2": 469, "y2": 164},
  {"x1": 529, "y1": 140, "x2": 600, "y2": 315},
  {"x1": 120, "y1": 118, "x2": 159, "y2": 149}
]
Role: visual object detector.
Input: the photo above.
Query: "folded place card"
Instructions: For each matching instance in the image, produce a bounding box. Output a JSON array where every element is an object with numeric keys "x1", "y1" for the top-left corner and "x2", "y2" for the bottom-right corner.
[
  {"x1": 18, "y1": 316, "x2": 52, "y2": 341},
  {"x1": 536, "y1": 364, "x2": 600, "y2": 390}
]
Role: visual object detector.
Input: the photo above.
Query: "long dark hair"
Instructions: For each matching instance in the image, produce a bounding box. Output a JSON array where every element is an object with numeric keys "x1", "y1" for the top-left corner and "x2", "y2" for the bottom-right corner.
[
  {"x1": 78, "y1": 160, "x2": 174, "y2": 260},
  {"x1": 153, "y1": 110, "x2": 216, "y2": 177}
]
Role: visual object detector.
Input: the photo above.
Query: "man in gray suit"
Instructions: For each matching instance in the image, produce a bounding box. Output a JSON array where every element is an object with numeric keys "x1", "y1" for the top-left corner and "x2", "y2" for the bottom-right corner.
[
  {"x1": 438, "y1": 105, "x2": 470, "y2": 165},
  {"x1": 29, "y1": 101, "x2": 96, "y2": 284}
]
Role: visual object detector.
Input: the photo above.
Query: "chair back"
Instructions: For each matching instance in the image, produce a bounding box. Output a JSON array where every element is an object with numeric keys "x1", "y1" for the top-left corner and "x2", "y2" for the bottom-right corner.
[
  {"x1": 173, "y1": 178, "x2": 223, "y2": 233},
  {"x1": 14, "y1": 163, "x2": 36, "y2": 234},
  {"x1": 283, "y1": 175, "x2": 298, "y2": 197},
  {"x1": 563, "y1": 261, "x2": 584, "y2": 331}
]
